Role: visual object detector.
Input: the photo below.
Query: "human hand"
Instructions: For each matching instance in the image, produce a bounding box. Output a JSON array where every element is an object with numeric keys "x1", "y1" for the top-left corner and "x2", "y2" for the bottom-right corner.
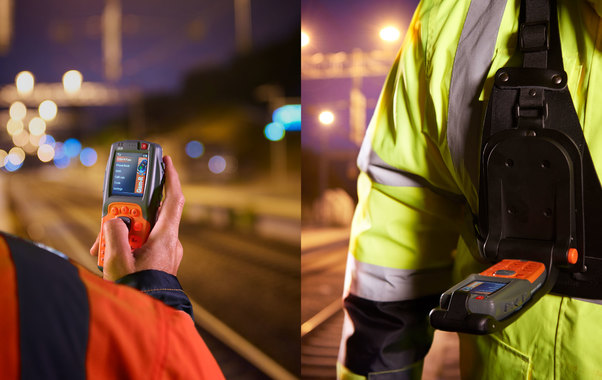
[{"x1": 90, "y1": 155, "x2": 185, "y2": 282}]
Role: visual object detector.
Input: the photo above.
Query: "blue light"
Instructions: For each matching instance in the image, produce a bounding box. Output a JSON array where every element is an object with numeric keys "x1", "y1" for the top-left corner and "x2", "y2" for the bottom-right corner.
[
  {"x1": 264, "y1": 122, "x2": 285, "y2": 141},
  {"x1": 80, "y1": 147, "x2": 97, "y2": 167},
  {"x1": 64, "y1": 138, "x2": 82, "y2": 158},
  {"x1": 54, "y1": 142, "x2": 65, "y2": 160},
  {"x1": 273, "y1": 104, "x2": 301, "y2": 131},
  {"x1": 40, "y1": 135, "x2": 56, "y2": 148},
  {"x1": 185, "y1": 140, "x2": 204, "y2": 158},
  {"x1": 54, "y1": 155, "x2": 70, "y2": 169},
  {"x1": 208, "y1": 155, "x2": 227, "y2": 174},
  {"x1": 3, "y1": 158, "x2": 23, "y2": 172}
]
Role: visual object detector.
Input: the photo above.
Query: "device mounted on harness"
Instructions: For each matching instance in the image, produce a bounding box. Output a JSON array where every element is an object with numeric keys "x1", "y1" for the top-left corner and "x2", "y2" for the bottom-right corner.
[{"x1": 430, "y1": 0, "x2": 602, "y2": 334}]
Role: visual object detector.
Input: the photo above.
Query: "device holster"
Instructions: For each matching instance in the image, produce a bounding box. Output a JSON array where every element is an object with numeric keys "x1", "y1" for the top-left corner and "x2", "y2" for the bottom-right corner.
[{"x1": 478, "y1": 0, "x2": 602, "y2": 299}]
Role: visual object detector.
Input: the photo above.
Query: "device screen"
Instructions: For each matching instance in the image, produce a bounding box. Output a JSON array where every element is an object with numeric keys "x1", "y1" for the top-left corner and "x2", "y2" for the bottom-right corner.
[
  {"x1": 111, "y1": 152, "x2": 148, "y2": 197},
  {"x1": 460, "y1": 281, "x2": 507, "y2": 295}
]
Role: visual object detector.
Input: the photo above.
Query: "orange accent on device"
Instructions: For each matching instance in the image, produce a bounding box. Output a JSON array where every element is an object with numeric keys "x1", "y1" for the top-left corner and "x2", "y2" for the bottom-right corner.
[
  {"x1": 480, "y1": 259, "x2": 545, "y2": 284},
  {"x1": 567, "y1": 248, "x2": 578, "y2": 265},
  {"x1": 98, "y1": 202, "x2": 151, "y2": 269}
]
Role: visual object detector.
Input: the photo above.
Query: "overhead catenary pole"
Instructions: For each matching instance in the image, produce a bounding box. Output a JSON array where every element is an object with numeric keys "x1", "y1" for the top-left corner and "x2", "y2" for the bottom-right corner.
[
  {"x1": 234, "y1": 0, "x2": 252, "y2": 54},
  {"x1": 103, "y1": 0, "x2": 122, "y2": 81}
]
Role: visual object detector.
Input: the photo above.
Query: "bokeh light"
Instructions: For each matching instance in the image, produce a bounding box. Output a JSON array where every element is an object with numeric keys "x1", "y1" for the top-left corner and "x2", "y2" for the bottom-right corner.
[
  {"x1": 379, "y1": 26, "x2": 401, "y2": 42},
  {"x1": 12, "y1": 130, "x2": 30, "y2": 147},
  {"x1": 301, "y1": 31, "x2": 310, "y2": 47},
  {"x1": 185, "y1": 140, "x2": 204, "y2": 158},
  {"x1": 0, "y1": 150, "x2": 7, "y2": 168},
  {"x1": 79, "y1": 147, "x2": 98, "y2": 167},
  {"x1": 37, "y1": 144, "x2": 55, "y2": 162},
  {"x1": 64, "y1": 138, "x2": 82, "y2": 157},
  {"x1": 9, "y1": 101, "x2": 27, "y2": 121},
  {"x1": 30, "y1": 133, "x2": 45, "y2": 147},
  {"x1": 28, "y1": 117, "x2": 46, "y2": 136},
  {"x1": 54, "y1": 142, "x2": 70, "y2": 169},
  {"x1": 40, "y1": 135, "x2": 56, "y2": 148},
  {"x1": 208, "y1": 155, "x2": 227, "y2": 174},
  {"x1": 8, "y1": 147, "x2": 25, "y2": 165},
  {"x1": 7, "y1": 119, "x2": 24, "y2": 136},
  {"x1": 264, "y1": 122, "x2": 285, "y2": 141},
  {"x1": 273, "y1": 104, "x2": 301, "y2": 131},
  {"x1": 63, "y1": 70, "x2": 83, "y2": 94},
  {"x1": 15, "y1": 71, "x2": 35, "y2": 95},
  {"x1": 318, "y1": 110, "x2": 335, "y2": 125},
  {"x1": 39, "y1": 100, "x2": 58, "y2": 121}
]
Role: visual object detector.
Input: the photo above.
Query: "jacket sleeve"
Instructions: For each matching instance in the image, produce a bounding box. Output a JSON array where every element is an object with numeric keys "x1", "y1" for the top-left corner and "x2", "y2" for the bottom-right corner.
[
  {"x1": 338, "y1": 1, "x2": 468, "y2": 378},
  {"x1": 116, "y1": 270, "x2": 194, "y2": 319}
]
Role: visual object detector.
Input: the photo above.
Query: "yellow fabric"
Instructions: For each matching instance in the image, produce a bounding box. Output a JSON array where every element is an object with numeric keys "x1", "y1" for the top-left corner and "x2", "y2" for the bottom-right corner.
[{"x1": 346, "y1": 0, "x2": 602, "y2": 378}]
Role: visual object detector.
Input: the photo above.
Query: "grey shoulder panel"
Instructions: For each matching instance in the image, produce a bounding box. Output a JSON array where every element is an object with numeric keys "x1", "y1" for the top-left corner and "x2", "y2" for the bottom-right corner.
[{"x1": 447, "y1": 0, "x2": 508, "y2": 186}]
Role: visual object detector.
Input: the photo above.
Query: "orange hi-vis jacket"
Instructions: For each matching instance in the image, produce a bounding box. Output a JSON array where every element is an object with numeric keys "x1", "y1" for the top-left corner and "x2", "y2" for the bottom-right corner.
[{"x1": 0, "y1": 232, "x2": 225, "y2": 379}]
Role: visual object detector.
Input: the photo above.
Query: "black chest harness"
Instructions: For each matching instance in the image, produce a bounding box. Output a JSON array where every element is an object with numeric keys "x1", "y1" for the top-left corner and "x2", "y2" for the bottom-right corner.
[{"x1": 431, "y1": 0, "x2": 602, "y2": 333}]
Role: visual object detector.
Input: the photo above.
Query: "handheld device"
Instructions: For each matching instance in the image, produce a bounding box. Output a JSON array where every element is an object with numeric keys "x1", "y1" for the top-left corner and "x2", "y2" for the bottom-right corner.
[
  {"x1": 429, "y1": 259, "x2": 549, "y2": 334},
  {"x1": 98, "y1": 140, "x2": 164, "y2": 271}
]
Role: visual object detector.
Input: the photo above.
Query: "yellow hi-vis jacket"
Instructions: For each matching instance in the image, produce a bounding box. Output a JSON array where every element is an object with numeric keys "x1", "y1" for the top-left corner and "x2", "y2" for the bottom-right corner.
[{"x1": 339, "y1": 0, "x2": 602, "y2": 379}]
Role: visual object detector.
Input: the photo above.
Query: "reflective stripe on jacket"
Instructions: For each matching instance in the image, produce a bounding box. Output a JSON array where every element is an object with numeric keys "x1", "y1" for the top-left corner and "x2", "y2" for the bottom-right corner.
[
  {"x1": 0, "y1": 232, "x2": 224, "y2": 379},
  {"x1": 340, "y1": 0, "x2": 602, "y2": 378}
]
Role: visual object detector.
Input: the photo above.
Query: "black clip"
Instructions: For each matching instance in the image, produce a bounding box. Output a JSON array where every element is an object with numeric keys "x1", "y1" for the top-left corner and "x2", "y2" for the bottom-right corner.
[{"x1": 519, "y1": 21, "x2": 550, "y2": 52}]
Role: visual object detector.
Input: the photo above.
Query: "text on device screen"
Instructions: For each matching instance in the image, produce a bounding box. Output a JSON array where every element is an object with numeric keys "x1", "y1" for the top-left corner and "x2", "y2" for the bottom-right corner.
[
  {"x1": 459, "y1": 281, "x2": 507, "y2": 295},
  {"x1": 111, "y1": 152, "x2": 148, "y2": 197}
]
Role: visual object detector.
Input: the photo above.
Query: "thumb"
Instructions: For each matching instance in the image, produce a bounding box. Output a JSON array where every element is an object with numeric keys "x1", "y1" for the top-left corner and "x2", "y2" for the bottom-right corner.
[{"x1": 103, "y1": 218, "x2": 134, "y2": 281}]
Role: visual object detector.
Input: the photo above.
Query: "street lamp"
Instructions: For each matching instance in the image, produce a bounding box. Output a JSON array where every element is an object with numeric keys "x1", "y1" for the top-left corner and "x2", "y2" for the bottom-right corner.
[
  {"x1": 15, "y1": 71, "x2": 35, "y2": 95},
  {"x1": 63, "y1": 70, "x2": 83, "y2": 94},
  {"x1": 379, "y1": 26, "x2": 401, "y2": 42},
  {"x1": 318, "y1": 110, "x2": 335, "y2": 204},
  {"x1": 301, "y1": 31, "x2": 310, "y2": 48},
  {"x1": 318, "y1": 110, "x2": 335, "y2": 126}
]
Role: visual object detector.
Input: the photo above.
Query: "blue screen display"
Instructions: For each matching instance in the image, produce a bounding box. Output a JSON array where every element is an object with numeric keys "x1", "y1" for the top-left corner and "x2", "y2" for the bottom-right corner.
[{"x1": 460, "y1": 281, "x2": 507, "y2": 295}]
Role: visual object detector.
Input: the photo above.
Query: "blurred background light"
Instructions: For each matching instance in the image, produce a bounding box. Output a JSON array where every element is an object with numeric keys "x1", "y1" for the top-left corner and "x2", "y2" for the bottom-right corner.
[
  {"x1": 208, "y1": 155, "x2": 227, "y2": 174},
  {"x1": 63, "y1": 138, "x2": 82, "y2": 158},
  {"x1": 12, "y1": 130, "x2": 30, "y2": 147},
  {"x1": 39, "y1": 100, "x2": 58, "y2": 121},
  {"x1": 37, "y1": 144, "x2": 55, "y2": 162},
  {"x1": 79, "y1": 147, "x2": 97, "y2": 167},
  {"x1": 273, "y1": 104, "x2": 301, "y2": 131},
  {"x1": 7, "y1": 119, "x2": 24, "y2": 136},
  {"x1": 15, "y1": 71, "x2": 35, "y2": 95},
  {"x1": 318, "y1": 110, "x2": 335, "y2": 125},
  {"x1": 379, "y1": 26, "x2": 401, "y2": 42},
  {"x1": 301, "y1": 31, "x2": 310, "y2": 47},
  {"x1": 40, "y1": 134, "x2": 56, "y2": 148},
  {"x1": 0, "y1": 150, "x2": 7, "y2": 168},
  {"x1": 264, "y1": 122, "x2": 285, "y2": 141},
  {"x1": 28, "y1": 117, "x2": 46, "y2": 136},
  {"x1": 29, "y1": 133, "x2": 44, "y2": 147},
  {"x1": 185, "y1": 140, "x2": 205, "y2": 158},
  {"x1": 8, "y1": 147, "x2": 26, "y2": 165},
  {"x1": 62, "y1": 70, "x2": 83, "y2": 94},
  {"x1": 9, "y1": 101, "x2": 27, "y2": 121}
]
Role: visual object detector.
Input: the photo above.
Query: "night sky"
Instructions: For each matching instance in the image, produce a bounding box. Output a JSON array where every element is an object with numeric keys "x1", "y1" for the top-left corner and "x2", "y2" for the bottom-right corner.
[
  {"x1": 301, "y1": 0, "x2": 419, "y2": 151},
  {"x1": 0, "y1": 0, "x2": 300, "y2": 93}
]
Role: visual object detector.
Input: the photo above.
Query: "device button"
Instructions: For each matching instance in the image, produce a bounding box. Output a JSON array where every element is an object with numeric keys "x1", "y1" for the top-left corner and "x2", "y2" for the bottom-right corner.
[
  {"x1": 130, "y1": 236, "x2": 142, "y2": 247},
  {"x1": 131, "y1": 208, "x2": 139, "y2": 217},
  {"x1": 475, "y1": 295, "x2": 485, "y2": 300},
  {"x1": 133, "y1": 221, "x2": 143, "y2": 231},
  {"x1": 567, "y1": 248, "x2": 578, "y2": 264},
  {"x1": 494, "y1": 269, "x2": 516, "y2": 276},
  {"x1": 140, "y1": 142, "x2": 148, "y2": 150},
  {"x1": 121, "y1": 206, "x2": 129, "y2": 214},
  {"x1": 118, "y1": 216, "x2": 132, "y2": 230},
  {"x1": 110, "y1": 206, "x2": 119, "y2": 215}
]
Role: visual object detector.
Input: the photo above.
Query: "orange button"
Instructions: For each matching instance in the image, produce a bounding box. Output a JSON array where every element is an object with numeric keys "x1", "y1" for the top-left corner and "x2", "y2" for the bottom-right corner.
[
  {"x1": 568, "y1": 248, "x2": 578, "y2": 265},
  {"x1": 110, "y1": 207, "x2": 119, "y2": 215},
  {"x1": 133, "y1": 222, "x2": 143, "y2": 231},
  {"x1": 121, "y1": 206, "x2": 129, "y2": 214},
  {"x1": 131, "y1": 208, "x2": 139, "y2": 217}
]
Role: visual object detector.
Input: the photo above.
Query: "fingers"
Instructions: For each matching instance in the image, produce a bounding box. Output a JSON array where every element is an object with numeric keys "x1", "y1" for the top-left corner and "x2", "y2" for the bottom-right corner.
[
  {"x1": 102, "y1": 218, "x2": 134, "y2": 281},
  {"x1": 152, "y1": 156, "x2": 185, "y2": 235},
  {"x1": 90, "y1": 233, "x2": 100, "y2": 257}
]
